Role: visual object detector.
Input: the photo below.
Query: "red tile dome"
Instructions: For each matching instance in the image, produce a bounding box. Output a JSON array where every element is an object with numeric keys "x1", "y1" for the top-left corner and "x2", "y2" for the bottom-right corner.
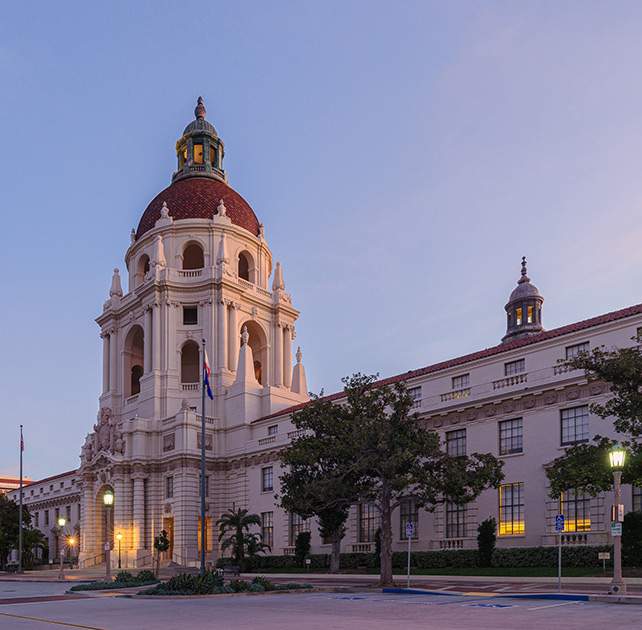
[{"x1": 136, "y1": 177, "x2": 260, "y2": 239}]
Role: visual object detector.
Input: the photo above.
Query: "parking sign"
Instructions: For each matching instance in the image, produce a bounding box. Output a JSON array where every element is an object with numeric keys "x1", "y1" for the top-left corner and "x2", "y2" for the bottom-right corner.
[
  {"x1": 555, "y1": 514, "x2": 565, "y2": 532},
  {"x1": 405, "y1": 521, "x2": 415, "y2": 538}
]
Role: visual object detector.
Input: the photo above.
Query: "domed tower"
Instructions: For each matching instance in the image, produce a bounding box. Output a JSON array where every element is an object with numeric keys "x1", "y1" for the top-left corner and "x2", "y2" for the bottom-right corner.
[{"x1": 502, "y1": 257, "x2": 544, "y2": 342}]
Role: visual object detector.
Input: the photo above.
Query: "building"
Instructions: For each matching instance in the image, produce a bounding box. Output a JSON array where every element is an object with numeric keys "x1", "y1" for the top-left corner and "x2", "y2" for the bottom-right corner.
[
  {"x1": 0, "y1": 476, "x2": 31, "y2": 495},
  {"x1": 10, "y1": 99, "x2": 642, "y2": 568}
]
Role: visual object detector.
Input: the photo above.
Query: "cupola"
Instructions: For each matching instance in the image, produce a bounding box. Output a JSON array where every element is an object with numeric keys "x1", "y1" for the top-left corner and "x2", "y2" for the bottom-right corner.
[
  {"x1": 173, "y1": 96, "x2": 225, "y2": 182},
  {"x1": 502, "y1": 257, "x2": 544, "y2": 342}
]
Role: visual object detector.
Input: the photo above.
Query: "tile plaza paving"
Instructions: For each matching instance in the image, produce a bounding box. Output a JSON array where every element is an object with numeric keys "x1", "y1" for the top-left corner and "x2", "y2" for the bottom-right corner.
[{"x1": 0, "y1": 588, "x2": 642, "y2": 630}]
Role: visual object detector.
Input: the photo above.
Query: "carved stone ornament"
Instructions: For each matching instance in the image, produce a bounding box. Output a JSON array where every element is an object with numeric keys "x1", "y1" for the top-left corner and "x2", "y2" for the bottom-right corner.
[
  {"x1": 543, "y1": 392, "x2": 558, "y2": 404},
  {"x1": 523, "y1": 397, "x2": 536, "y2": 409},
  {"x1": 85, "y1": 407, "x2": 126, "y2": 460},
  {"x1": 566, "y1": 388, "x2": 580, "y2": 401}
]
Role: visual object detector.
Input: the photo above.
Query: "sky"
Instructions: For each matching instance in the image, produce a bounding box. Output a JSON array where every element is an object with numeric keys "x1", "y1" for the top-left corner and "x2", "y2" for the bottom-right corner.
[{"x1": 2, "y1": 1, "x2": 642, "y2": 479}]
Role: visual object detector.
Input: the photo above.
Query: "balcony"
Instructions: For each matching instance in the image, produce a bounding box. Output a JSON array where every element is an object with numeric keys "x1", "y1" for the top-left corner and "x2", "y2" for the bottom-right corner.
[
  {"x1": 178, "y1": 269, "x2": 203, "y2": 279},
  {"x1": 181, "y1": 383, "x2": 199, "y2": 391},
  {"x1": 492, "y1": 373, "x2": 528, "y2": 390},
  {"x1": 258, "y1": 435, "x2": 277, "y2": 446},
  {"x1": 440, "y1": 388, "x2": 471, "y2": 403},
  {"x1": 351, "y1": 542, "x2": 373, "y2": 553}
]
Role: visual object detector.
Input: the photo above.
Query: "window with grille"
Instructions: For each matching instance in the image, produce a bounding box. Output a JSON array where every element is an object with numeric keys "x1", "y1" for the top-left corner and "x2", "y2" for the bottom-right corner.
[
  {"x1": 560, "y1": 489, "x2": 591, "y2": 532},
  {"x1": 358, "y1": 503, "x2": 380, "y2": 543},
  {"x1": 445, "y1": 502, "x2": 467, "y2": 538},
  {"x1": 560, "y1": 406, "x2": 589, "y2": 445},
  {"x1": 504, "y1": 359, "x2": 525, "y2": 376},
  {"x1": 407, "y1": 386, "x2": 422, "y2": 409},
  {"x1": 165, "y1": 476, "x2": 174, "y2": 499},
  {"x1": 633, "y1": 486, "x2": 642, "y2": 513},
  {"x1": 499, "y1": 418, "x2": 523, "y2": 455},
  {"x1": 288, "y1": 513, "x2": 309, "y2": 546},
  {"x1": 399, "y1": 499, "x2": 418, "y2": 540},
  {"x1": 268, "y1": 425, "x2": 278, "y2": 436},
  {"x1": 452, "y1": 374, "x2": 470, "y2": 390},
  {"x1": 446, "y1": 429, "x2": 466, "y2": 457},
  {"x1": 261, "y1": 466, "x2": 274, "y2": 492},
  {"x1": 565, "y1": 342, "x2": 589, "y2": 360},
  {"x1": 261, "y1": 511, "x2": 274, "y2": 549},
  {"x1": 499, "y1": 482, "x2": 524, "y2": 535}
]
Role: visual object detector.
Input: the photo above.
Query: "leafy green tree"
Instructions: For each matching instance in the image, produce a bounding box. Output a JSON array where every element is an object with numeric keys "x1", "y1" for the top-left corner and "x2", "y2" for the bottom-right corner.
[
  {"x1": 282, "y1": 373, "x2": 504, "y2": 585},
  {"x1": 622, "y1": 511, "x2": 642, "y2": 567},
  {"x1": 477, "y1": 517, "x2": 497, "y2": 567},
  {"x1": 22, "y1": 527, "x2": 48, "y2": 569},
  {"x1": 217, "y1": 507, "x2": 261, "y2": 567},
  {"x1": 0, "y1": 494, "x2": 32, "y2": 569},
  {"x1": 294, "y1": 531, "x2": 311, "y2": 567},
  {"x1": 546, "y1": 345, "x2": 642, "y2": 496},
  {"x1": 153, "y1": 529, "x2": 170, "y2": 577}
]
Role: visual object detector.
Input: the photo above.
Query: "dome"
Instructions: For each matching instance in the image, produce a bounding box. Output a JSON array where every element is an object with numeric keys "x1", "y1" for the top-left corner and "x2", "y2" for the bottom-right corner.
[
  {"x1": 509, "y1": 279, "x2": 542, "y2": 302},
  {"x1": 182, "y1": 117, "x2": 218, "y2": 137},
  {"x1": 136, "y1": 177, "x2": 261, "y2": 239}
]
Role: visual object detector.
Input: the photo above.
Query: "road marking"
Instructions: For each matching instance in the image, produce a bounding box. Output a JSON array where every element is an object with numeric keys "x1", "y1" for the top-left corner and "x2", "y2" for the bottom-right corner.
[
  {"x1": 0, "y1": 611, "x2": 105, "y2": 629},
  {"x1": 527, "y1": 601, "x2": 581, "y2": 611}
]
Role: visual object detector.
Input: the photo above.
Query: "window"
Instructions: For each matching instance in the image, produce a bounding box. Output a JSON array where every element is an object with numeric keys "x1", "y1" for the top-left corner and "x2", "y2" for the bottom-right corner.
[
  {"x1": 498, "y1": 482, "x2": 524, "y2": 535},
  {"x1": 288, "y1": 513, "x2": 309, "y2": 546},
  {"x1": 399, "y1": 499, "x2": 418, "y2": 540},
  {"x1": 504, "y1": 359, "x2": 525, "y2": 376},
  {"x1": 445, "y1": 502, "x2": 467, "y2": 538},
  {"x1": 357, "y1": 503, "x2": 380, "y2": 543},
  {"x1": 55, "y1": 507, "x2": 60, "y2": 521},
  {"x1": 50, "y1": 485, "x2": 53, "y2": 491},
  {"x1": 60, "y1": 482, "x2": 64, "y2": 488},
  {"x1": 527, "y1": 305, "x2": 534, "y2": 324},
  {"x1": 565, "y1": 342, "x2": 589, "y2": 360},
  {"x1": 181, "y1": 341, "x2": 200, "y2": 383},
  {"x1": 44, "y1": 510, "x2": 49, "y2": 526},
  {"x1": 633, "y1": 487, "x2": 642, "y2": 512},
  {"x1": 261, "y1": 511, "x2": 274, "y2": 549},
  {"x1": 163, "y1": 433, "x2": 175, "y2": 452},
  {"x1": 30, "y1": 489, "x2": 33, "y2": 496},
  {"x1": 183, "y1": 306, "x2": 198, "y2": 326},
  {"x1": 560, "y1": 489, "x2": 591, "y2": 532},
  {"x1": 182, "y1": 242, "x2": 204, "y2": 270},
  {"x1": 210, "y1": 145, "x2": 218, "y2": 168},
  {"x1": 34, "y1": 512, "x2": 39, "y2": 527},
  {"x1": 238, "y1": 252, "x2": 252, "y2": 281},
  {"x1": 498, "y1": 418, "x2": 523, "y2": 455},
  {"x1": 66, "y1": 505, "x2": 71, "y2": 521},
  {"x1": 452, "y1": 374, "x2": 470, "y2": 390},
  {"x1": 268, "y1": 425, "x2": 278, "y2": 436},
  {"x1": 261, "y1": 466, "x2": 274, "y2": 492},
  {"x1": 561, "y1": 406, "x2": 589, "y2": 446},
  {"x1": 165, "y1": 476, "x2": 174, "y2": 499},
  {"x1": 193, "y1": 143, "x2": 204, "y2": 164},
  {"x1": 516, "y1": 307, "x2": 523, "y2": 326},
  {"x1": 407, "y1": 386, "x2": 422, "y2": 409},
  {"x1": 446, "y1": 429, "x2": 466, "y2": 457}
]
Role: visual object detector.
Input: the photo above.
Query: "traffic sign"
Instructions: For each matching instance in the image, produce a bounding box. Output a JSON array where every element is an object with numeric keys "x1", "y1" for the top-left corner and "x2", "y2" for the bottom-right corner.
[
  {"x1": 405, "y1": 521, "x2": 415, "y2": 538},
  {"x1": 555, "y1": 514, "x2": 565, "y2": 533},
  {"x1": 598, "y1": 552, "x2": 611, "y2": 561},
  {"x1": 611, "y1": 522, "x2": 622, "y2": 537}
]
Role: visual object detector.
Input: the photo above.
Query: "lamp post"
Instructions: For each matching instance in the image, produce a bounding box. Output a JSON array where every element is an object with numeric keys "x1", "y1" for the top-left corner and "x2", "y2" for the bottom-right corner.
[
  {"x1": 103, "y1": 490, "x2": 114, "y2": 580},
  {"x1": 67, "y1": 536, "x2": 76, "y2": 570},
  {"x1": 116, "y1": 532, "x2": 123, "y2": 569},
  {"x1": 608, "y1": 443, "x2": 627, "y2": 595},
  {"x1": 57, "y1": 517, "x2": 66, "y2": 580}
]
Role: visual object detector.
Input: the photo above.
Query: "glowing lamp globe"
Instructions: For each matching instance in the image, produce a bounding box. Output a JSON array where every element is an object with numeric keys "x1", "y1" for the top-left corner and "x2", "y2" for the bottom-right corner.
[
  {"x1": 103, "y1": 490, "x2": 114, "y2": 506},
  {"x1": 608, "y1": 443, "x2": 626, "y2": 470}
]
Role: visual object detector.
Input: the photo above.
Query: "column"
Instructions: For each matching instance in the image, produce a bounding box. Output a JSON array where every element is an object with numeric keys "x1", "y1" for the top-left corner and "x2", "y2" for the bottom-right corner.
[
  {"x1": 273, "y1": 323, "x2": 283, "y2": 387},
  {"x1": 283, "y1": 325, "x2": 293, "y2": 389},
  {"x1": 217, "y1": 298, "x2": 227, "y2": 371},
  {"x1": 79, "y1": 475, "x2": 96, "y2": 566},
  {"x1": 132, "y1": 477, "x2": 145, "y2": 560},
  {"x1": 152, "y1": 303, "x2": 161, "y2": 371},
  {"x1": 109, "y1": 329, "x2": 118, "y2": 394},
  {"x1": 113, "y1": 477, "x2": 128, "y2": 562},
  {"x1": 102, "y1": 334, "x2": 110, "y2": 394},
  {"x1": 228, "y1": 302, "x2": 239, "y2": 371},
  {"x1": 144, "y1": 307, "x2": 152, "y2": 374}
]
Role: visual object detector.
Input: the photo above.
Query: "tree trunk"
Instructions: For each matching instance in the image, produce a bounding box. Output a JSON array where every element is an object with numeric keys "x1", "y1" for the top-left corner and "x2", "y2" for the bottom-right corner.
[
  {"x1": 330, "y1": 537, "x2": 341, "y2": 573},
  {"x1": 155, "y1": 549, "x2": 160, "y2": 577},
  {"x1": 379, "y1": 484, "x2": 393, "y2": 586}
]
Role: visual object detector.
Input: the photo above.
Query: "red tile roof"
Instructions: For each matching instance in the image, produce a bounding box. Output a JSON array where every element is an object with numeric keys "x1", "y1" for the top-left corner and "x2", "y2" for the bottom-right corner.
[
  {"x1": 136, "y1": 176, "x2": 260, "y2": 239},
  {"x1": 254, "y1": 301, "x2": 642, "y2": 423}
]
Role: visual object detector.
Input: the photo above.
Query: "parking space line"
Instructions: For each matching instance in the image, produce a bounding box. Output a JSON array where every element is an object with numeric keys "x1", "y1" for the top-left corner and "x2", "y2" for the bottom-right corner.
[
  {"x1": 527, "y1": 601, "x2": 581, "y2": 611},
  {"x1": 0, "y1": 611, "x2": 105, "y2": 629}
]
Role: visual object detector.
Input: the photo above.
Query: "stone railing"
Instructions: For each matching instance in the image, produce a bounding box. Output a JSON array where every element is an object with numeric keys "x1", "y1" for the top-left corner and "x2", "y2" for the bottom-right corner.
[
  {"x1": 492, "y1": 373, "x2": 528, "y2": 390},
  {"x1": 283, "y1": 546, "x2": 296, "y2": 556},
  {"x1": 258, "y1": 436, "x2": 277, "y2": 446},
  {"x1": 178, "y1": 269, "x2": 203, "y2": 278},
  {"x1": 553, "y1": 364, "x2": 579, "y2": 376},
  {"x1": 351, "y1": 542, "x2": 373, "y2": 553},
  {"x1": 181, "y1": 383, "x2": 199, "y2": 391},
  {"x1": 440, "y1": 388, "x2": 471, "y2": 402},
  {"x1": 238, "y1": 277, "x2": 254, "y2": 290},
  {"x1": 287, "y1": 429, "x2": 306, "y2": 440},
  {"x1": 125, "y1": 394, "x2": 139, "y2": 404}
]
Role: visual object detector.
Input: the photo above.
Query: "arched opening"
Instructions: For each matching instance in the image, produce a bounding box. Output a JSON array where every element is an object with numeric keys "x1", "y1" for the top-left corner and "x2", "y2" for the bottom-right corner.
[
  {"x1": 242, "y1": 320, "x2": 267, "y2": 385},
  {"x1": 135, "y1": 254, "x2": 150, "y2": 288},
  {"x1": 124, "y1": 325, "x2": 144, "y2": 397},
  {"x1": 183, "y1": 242, "x2": 204, "y2": 270},
  {"x1": 237, "y1": 251, "x2": 256, "y2": 283},
  {"x1": 181, "y1": 340, "x2": 200, "y2": 383}
]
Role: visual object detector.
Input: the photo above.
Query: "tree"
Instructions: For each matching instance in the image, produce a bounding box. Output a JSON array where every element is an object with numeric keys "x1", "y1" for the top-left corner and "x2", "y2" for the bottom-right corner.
[
  {"x1": 546, "y1": 344, "x2": 642, "y2": 496},
  {"x1": 294, "y1": 531, "x2": 311, "y2": 567},
  {"x1": 22, "y1": 528, "x2": 48, "y2": 569},
  {"x1": 282, "y1": 373, "x2": 504, "y2": 585},
  {"x1": 153, "y1": 529, "x2": 170, "y2": 577},
  {"x1": 622, "y1": 511, "x2": 642, "y2": 567},
  {"x1": 477, "y1": 517, "x2": 496, "y2": 567},
  {"x1": 0, "y1": 494, "x2": 32, "y2": 569},
  {"x1": 217, "y1": 507, "x2": 261, "y2": 567}
]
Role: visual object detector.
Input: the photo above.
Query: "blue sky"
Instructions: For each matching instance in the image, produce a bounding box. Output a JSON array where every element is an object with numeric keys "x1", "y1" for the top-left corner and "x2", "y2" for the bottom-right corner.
[{"x1": 2, "y1": 1, "x2": 642, "y2": 479}]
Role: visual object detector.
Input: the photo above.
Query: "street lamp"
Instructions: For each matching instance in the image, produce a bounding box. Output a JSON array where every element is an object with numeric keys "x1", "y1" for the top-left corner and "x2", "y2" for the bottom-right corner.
[
  {"x1": 67, "y1": 536, "x2": 76, "y2": 569},
  {"x1": 57, "y1": 517, "x2": 66, "y2": 580},
  {"x1": 116, "y1": 532, "x2": 123, "y2": 569},
  {"x1": 608, "y1": 442, "x2": 627, "y2": 595},
  {"x1": 103, "y1": 490, "x2": 114, "y2": 580}
]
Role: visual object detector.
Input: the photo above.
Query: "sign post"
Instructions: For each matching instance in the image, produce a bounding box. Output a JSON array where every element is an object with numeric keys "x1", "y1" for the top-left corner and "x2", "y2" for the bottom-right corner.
[
  {"x1": 405, "y1": 521, "x2": 414, "y2": 589},
  {"x1": 598, "y1": 551, "x2": 610, "y2": 575},
  {"x1": 555, "y1": 514, "x2": 565, "y2": 592}
]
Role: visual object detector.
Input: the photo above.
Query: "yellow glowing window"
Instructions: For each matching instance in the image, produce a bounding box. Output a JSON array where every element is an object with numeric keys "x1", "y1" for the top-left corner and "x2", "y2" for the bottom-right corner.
[
  {"x1": 197, "y1": 516, "x2": 213, "y2": 552},
  {"x1": 182, "y1": 147, "x2": 187, "y2": 161},
  {"x1": 498, "y1": 482, "x2": 525, "y2": 536},
  {"x1": 559, "y1": 490, "x2": 591, "y2": 532},
  {"x1": 193, "y1": 143, "x2": 204, "y2": 164},
  {"x1": 210, "y1": 145, "x2": 217, "y2": 167},
  {"x1": 527, "y1": 305, "x2": 533, "y2": 324},
  {"x1": 515, "y1": 307, "x2": 523, "y2": 326}
]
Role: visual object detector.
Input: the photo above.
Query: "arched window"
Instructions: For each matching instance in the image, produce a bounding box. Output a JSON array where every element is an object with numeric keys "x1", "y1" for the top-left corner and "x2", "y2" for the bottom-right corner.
[
  {"x1": 135, "y1": 254, "x2": 150, "y2": 287},
  {"x1": 243, "y1": 320, "x2": 267, "y2": 385},
  {"x1": 124, "y1": 325, "x2": 144, "y2": 397},
  {"x1": 131, "y1": 365, "x2": 144, "y2": 395},
  {"x1": 183, "y1": 242, "x2": 204, "y2": 270},
  {"x1": 181, "y1": 341, "x2": 200, "y2": 383},
  {"x1": 238, "y1": 251, "x2": 255, "y2": 282}
]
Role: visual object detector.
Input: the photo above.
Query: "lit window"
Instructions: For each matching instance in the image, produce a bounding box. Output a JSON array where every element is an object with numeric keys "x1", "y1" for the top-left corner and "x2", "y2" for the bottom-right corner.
[
  {"x1": 165, "y1": 476, "x2": 174, "y2": 499},
  {"x1": 193, "y1": 143, "x2": 204, "y2": 164},
  {"x1": 452, "y1": 374, "x2": 470, "y2": 390},
  {"x1": 261, "y1": 466, "x2": 273, "y2": 492},
  {"x1": 504, "y1": 359, "x2": 525, "y2": 376},
  {"x1": 499, "y1": 418, "x2": 523, "y2": 455},
  {"x1": 446, "y1": 429, "x2": 466, "y2": 457},
  {"x1": 498, "y1": 482, "x2": 524, "y2": 535},
  {"x1": 560, "y1": 406, "x2": 589, "y2": 446},
  {"x1": 527, "y1": 305, "x2": 534, "y2": 324},
  {"x1": 407, "y1": 386, "x2": 422, "y2": 409},
  {"x1": 210, "y1": 145, "x2": 218, "y2": 168},
  {"x1": 183, "y1": 306, "x2": 198, "y2": 326},
  {"x1": 268, "y1": 425, "x2": 278, "y2": 436},
  {"x1": 445, "y1": 502, "x2": 467, "y2": 538},
  {"x1": 515, "y1": 307, "x2": 523, "y2": 326},
  {"x1": 560, "y1": 489, "x2": 591, "y2": 532},
  {"x1": 288, "y1": 513, "x2": 309, "y2": 546},
  {"x1": 400, "y1": 499, "x2": 418, "y2": 540},
  {"x1": 261, "y1": 511, "x2": 274, "y2": 549},
  {"x1": 565, "y1": 342, "x2": 589, "y2": 360},
  {"x1": 357, "y1": 503, "x2": 380, "y2": 543}
]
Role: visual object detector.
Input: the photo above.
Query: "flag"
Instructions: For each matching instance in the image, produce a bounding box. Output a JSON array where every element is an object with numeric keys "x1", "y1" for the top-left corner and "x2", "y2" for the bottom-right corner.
[{"x1": 203, "y1": 350, "x2": 214, "y2": 400}]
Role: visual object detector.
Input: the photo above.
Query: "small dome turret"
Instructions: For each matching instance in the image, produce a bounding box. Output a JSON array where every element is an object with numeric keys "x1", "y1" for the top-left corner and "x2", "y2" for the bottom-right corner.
[{"x1": 502, "y1": 257, "x2": 544, "y2": 342}]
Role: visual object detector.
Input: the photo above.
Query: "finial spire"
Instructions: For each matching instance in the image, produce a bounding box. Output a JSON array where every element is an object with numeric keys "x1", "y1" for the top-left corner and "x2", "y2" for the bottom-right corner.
[
  {"x1": 519, "y1": 256, "x2": 530, "y2": 283},
  {"x1": 195, "y1": 96, "x2": 206, "y2": 120}
]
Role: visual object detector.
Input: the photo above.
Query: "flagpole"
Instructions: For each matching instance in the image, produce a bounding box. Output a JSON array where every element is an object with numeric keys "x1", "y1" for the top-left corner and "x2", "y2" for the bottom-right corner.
[
  {"x1": 18, "y1": 425, "x2": 23, "y2": 574},
  {"x1": 200, "y1": 338, "x2": 206, "y2": 576}
]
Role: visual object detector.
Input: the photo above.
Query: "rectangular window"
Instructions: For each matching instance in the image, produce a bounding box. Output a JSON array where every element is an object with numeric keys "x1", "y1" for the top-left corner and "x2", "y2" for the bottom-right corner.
[
  {"x1": 504, "y1": 359, "x2": 525, "y2": 376},
  {"x1": 527, "y1": 305, "x2": 534, "y2": 324},
  {"x1": 261, "y1": 511, "x2": 274, "y2": 549},
  {"x1": 34, "y1": 512, "x2": 39, "y2": 527},
  {"x1": 516, "y1": 307, "x2": 523, "y2": 326},
  {"x1": 445, "y1": 502, "x2": 467, "y2": 538},
  {"x1": 633, "y1": 486, "x2": 642, "y2": 513},
  {"x1": 268, "y1": 424, "x2": 278, "y2": 436},
  {"x1": 55, "y1": 507, "x2": 60, "y2": 522},
  {"x1": 358, "y1": 503, "x2": 380, "y2": 543},
  {"x1": 446, "y1": 429, "x2": 466, "y2": 457},
  {"x1": 565, "y1": 342, "x2": 589, "y2": 360},
  {"x1": 288, "y1": 513, "x2": 309, "y2": 546},
  {"x1": 261, "y1": 466, "x2": 274, "y2": 492},
  {"x1": 66, "y1": 505, "x2": 71, "y2": 521},
  {"x1": 44, "y1": 510, "x2": 49, "y2": 526},
  {"x1": 498, "y1": 418, "x2": 523, "y2": 455},
  {"x1": 560, "y1": 489, "x2": 591, "y2": 532},
  {"x1": 560, "y1": 406, "x2": 589, "y2": 446},
  {"x1": 210, "y1": 145, "x2": 217, "y2": 167},
  {"x1": 498, "y1": 482, "x2": 525, "y2": 535},
  {"x1": 165, "y1": 476, "x2": 174, "y2": 499},
  {"x1": 193, "y1": 143, "x2": 204, "y2": 164},
  {"x1": 407, "y1": 386, "x2": 422, "y2": 409},
  {"x1": 183, "y1": 306, "x2": 198, "y2": 326},
  {"x1": 399, "y1": 498, "x2": 418, "y2": 540},
  {"x1": 452, "y1": 374, "x2": 470, "y2": 390}
]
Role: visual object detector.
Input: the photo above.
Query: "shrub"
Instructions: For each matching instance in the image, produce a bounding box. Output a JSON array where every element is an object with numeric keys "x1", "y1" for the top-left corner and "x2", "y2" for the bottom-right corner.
[
  {"x1": 295, "y1": 531, "x2": 311, "y2": 567},
  {"x1": 251, "y1": 576, "x2": 274, "y2": 590},
  {"x1": 155, "y1": 570, "x2": 223, "y2": 595},
  {"x1": 228, "y1": 579, "x2": 250, "y2": 592},
  {"x1": 249, "y1": 583, "x2": 265, "y2": 592},
  {"x1": 115, "y1": 571, "x2": 135, "y2": 583},
  {"x1": 136, "y1": 570, "x2": 156, "y2": 582},
  {"x1": 477, "y1": 518, "x2": 496, "y2": 567},
  {"x1": 623, "y1": 511, "x2": 642, "y2": 567}
]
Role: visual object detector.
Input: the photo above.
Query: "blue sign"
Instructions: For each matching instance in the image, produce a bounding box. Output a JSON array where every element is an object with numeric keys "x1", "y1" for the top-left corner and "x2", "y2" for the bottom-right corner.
[
  {"x1": 555, "y1": 514, "x2": 565, "y2": 532},
  {"x1": 405, "y1": 521, "x2": 415, "y2": 538}
]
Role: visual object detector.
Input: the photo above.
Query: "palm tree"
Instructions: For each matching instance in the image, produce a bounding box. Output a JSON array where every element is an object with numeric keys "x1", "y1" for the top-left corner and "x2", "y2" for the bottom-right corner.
[{"x1": 217, "y1": 507, "x2": 261, "y2": 565}]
